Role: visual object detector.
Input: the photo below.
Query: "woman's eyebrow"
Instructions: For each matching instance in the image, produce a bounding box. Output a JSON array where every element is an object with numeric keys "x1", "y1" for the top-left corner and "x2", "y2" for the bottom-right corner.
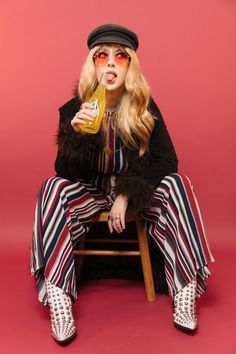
[
  {"x1": 98, "y1": 45, "x2": 125, "y2": 52},
  {"x1": 99, "y1": 46, "x2": 109, "y2": 51},
  {"x1": 114, "y1": 48, "x2": 126, "y2": 53}
]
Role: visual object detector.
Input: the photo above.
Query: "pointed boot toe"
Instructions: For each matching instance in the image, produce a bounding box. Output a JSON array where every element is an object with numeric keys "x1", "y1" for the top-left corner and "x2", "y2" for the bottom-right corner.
[
  {"x1": 173, "y1": 278, "x2": 198, "y2": 333},
  {"x1": 45, "y1": 279, "x2": 77, "y2": 345}
]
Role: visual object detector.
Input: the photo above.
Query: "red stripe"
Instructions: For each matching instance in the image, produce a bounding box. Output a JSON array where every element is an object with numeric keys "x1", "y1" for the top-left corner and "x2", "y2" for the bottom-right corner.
[
  {"x1": 43, "y1": 179, "x2": 69, "y2": 230},
  {"x1": 45, "y1": 225, "x2": 69, "y2": 278}
]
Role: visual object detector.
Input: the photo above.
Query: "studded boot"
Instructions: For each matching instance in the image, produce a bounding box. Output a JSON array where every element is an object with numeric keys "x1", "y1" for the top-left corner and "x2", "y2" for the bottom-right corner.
[
  {"x1": 45, "y1": 279, "x2": 77, "y2": 344},
  {"x1": 173, "y1": 278, "x2": 197, "y2": 332}
]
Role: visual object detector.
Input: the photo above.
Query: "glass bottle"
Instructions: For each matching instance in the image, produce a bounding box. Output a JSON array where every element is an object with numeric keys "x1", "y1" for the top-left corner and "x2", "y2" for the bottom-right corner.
[{"x1": 80, "y1": 74, "x2": 107, "y2": 134}]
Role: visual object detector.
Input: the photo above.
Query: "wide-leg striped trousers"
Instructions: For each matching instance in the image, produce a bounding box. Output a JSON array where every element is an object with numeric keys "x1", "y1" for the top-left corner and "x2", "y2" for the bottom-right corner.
[
  {"x1": 31, "y1": 173, "x2": 214, "y2": 305},
  {"x1": 31, "y1": 177, "x2": 112, "y2": 305},
  {"x1": 140, "y1": 174, "x2": 214, "y2": 298}
]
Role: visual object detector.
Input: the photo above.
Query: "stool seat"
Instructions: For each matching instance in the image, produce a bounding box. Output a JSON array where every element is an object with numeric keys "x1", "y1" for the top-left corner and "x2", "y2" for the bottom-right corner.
[{"x1": 74, "y1": 211, "x2": 156, "y2": 302}]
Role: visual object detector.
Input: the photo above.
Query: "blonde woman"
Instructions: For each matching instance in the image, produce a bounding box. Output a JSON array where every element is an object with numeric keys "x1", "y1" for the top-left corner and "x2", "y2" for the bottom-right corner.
[{"x1": 31, "y1": 24, "x2": 214, "y2": 344}]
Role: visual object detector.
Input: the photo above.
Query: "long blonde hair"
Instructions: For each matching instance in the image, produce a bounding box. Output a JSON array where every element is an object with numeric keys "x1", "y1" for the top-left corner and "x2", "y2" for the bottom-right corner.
[{"x1": 77, "y1": 45, "x2": 155, "y2": 156}]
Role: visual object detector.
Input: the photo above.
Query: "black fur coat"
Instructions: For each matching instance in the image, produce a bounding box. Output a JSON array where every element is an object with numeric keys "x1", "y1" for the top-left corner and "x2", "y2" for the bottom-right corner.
[
  {"x1": 55, "y1": 96, "x2": 178, "y2": 213},
  {"x1": 55, "y1": 96, "x2": 178, "y2": 293}
]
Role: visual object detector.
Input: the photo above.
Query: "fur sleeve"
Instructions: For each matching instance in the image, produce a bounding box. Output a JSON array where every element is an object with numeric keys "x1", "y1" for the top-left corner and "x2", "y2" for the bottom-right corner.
[
  {"x1": 57, "y1": 117, "x2": 105, "y2": 160},
  {"x1": 54, "y1": 97, "x2": 105, "y2": 181},
  {"x1": 114, "y1": 175, "x2": 155, "y2": 213}
]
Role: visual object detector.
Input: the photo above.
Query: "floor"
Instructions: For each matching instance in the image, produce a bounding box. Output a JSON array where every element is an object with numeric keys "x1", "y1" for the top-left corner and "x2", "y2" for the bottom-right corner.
[{"x1": 1, "y1": 244, "x2": 236, "y2": 354}]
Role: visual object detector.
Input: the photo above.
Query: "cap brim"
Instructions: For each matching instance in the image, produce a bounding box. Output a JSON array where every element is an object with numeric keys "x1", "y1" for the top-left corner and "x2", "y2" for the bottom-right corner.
[{"x1": 90, "y1": 35, "x2": 135, "y2": 50}]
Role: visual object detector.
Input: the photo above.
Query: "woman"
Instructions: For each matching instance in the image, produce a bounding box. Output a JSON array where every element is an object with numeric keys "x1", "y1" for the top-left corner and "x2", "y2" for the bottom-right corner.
[{"x1": 31, "y1": 24, "x2": 214, "y2": 344}]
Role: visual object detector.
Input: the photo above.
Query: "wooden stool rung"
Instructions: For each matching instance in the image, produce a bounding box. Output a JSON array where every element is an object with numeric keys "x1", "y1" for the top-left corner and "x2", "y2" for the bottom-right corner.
[
  {"x1": 74, "y1": 211, "x2": 156, "y2": 302},
  {"x1": 74, "y1": 250, "x2": 140, "y2": 256},
  {"x1": 85, "y1": 239, "x2": 138, "y2": 244}
]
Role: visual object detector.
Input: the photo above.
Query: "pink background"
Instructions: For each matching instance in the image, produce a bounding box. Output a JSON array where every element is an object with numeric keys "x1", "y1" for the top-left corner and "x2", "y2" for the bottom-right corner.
[
  {"x1": 0, "y1": 0, "x2": 235, "y2": 252},
  {"x1": 1, "y1": 2, "x2": 236, "y2": 354}
]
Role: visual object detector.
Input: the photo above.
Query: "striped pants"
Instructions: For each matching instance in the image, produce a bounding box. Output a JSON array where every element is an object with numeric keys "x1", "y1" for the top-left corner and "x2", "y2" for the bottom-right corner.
[{"x1": 30, "y1": 173, "x2": 214, "y2": 305}]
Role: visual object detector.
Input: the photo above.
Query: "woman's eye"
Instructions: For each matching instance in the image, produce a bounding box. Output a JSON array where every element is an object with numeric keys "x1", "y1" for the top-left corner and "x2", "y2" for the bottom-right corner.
[
  {"x1": 116, "y1": 53, "x2": 124, "y2": 59},
  {"x1": 116, "y1": 52, "x2": 128, "y2": 60},
  {"x1": 97, "y1": 52, "x2": 108, "y2": 59}
]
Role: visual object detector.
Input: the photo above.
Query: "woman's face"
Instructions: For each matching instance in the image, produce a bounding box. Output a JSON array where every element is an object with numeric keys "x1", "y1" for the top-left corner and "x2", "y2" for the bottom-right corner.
[{"x1": 93, "y1": 44, "x2": 130, "y2": 95}]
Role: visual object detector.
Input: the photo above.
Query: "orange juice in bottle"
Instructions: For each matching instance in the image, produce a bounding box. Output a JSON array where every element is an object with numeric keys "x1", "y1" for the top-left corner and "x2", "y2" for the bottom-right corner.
[{"x1": 80, "y1": 74, "x2": 107, "y2": 134}]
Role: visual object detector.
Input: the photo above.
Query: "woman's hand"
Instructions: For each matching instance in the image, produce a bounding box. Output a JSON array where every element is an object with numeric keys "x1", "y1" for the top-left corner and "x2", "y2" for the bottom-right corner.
[
  {"x1": 71, "y1": 102, "x2": 97, "y2": 132},
  {"x1": 108, "y1": 194, "x2": 128, "y2": 233}
]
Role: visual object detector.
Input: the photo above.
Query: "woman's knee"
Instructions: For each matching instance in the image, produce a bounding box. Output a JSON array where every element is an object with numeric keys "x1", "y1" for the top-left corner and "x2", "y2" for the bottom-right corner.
[
  {"x1": 162, "y1": 173, "x2": 192, "y2": 186},
  {"x1": 40, "y1": 176, "x2": 79, "y2": 196}
]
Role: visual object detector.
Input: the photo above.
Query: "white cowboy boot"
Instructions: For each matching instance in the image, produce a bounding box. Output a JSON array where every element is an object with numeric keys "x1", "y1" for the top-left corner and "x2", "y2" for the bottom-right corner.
[
  {"x1": 173, "y1": 278, "x2": 197, "y2": 332},
  {"x1": 45, "y1": 279, "x2": 77, "y2": 344}
]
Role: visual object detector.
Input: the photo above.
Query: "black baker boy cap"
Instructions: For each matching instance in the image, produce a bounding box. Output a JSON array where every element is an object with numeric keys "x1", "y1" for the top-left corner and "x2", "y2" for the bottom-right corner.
[{"x1": 87, "y1": 24, "x2": 139, "y2": 51}]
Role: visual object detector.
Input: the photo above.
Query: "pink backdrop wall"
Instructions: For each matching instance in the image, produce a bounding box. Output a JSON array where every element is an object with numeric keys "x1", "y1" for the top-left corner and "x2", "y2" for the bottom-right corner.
[{"x1": 1, "y1": 0, "x2": 235, "y2": 251}]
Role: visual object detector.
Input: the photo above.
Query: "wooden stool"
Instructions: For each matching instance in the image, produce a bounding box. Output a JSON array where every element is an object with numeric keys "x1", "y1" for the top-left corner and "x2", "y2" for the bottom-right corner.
[{"x1": 73, "y1": 211, "x2": 156, "y2": 302}]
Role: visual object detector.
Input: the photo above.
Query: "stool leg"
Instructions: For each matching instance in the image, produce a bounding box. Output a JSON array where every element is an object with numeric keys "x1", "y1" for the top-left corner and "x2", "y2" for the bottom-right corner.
[{"x1": 136, "y1": 220, "x2": 156, "y2": 302}]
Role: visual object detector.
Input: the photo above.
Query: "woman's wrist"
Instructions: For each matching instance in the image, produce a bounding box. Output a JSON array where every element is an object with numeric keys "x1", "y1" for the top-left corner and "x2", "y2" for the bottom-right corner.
[{"x1": 116, "y1": 194, "x2": 128, "y2": 203}]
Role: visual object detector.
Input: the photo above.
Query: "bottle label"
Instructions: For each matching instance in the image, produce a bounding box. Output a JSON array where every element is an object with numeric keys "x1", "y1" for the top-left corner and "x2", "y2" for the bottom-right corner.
[{"x1": 91, "y1": 100, "x2": 99, "y2": 117}]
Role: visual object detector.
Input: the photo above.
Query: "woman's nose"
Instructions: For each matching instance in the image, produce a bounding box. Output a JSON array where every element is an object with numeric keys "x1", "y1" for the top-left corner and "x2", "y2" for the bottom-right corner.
[{"x1": 107, "y1": 53, "x2": 115, "y2": 66}]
